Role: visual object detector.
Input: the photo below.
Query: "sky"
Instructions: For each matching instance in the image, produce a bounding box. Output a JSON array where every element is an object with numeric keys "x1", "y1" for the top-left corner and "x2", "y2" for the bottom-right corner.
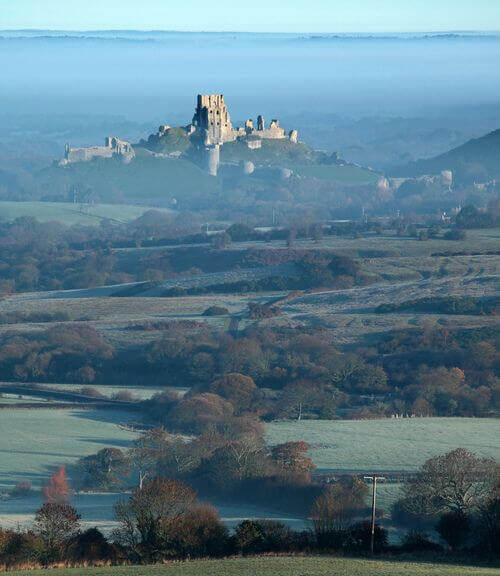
[{"x1": 1, "y1": 0, "x2": 499, "y2": 33}]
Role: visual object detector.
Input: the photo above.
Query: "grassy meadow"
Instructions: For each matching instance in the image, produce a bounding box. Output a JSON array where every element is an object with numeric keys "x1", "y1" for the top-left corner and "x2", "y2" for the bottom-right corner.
[
  {"x1": 0, "y1": 201, "x2": 172, "y2": 226},
  {"x1": 0, "y1": 408, "x2": 139, "y2": 491},
  {"x1": 266, "y1": 418, "x2": 500, "y2": 473},
  {"x1": 7, "y1": 557, "x2": 500, "y2": 576}
]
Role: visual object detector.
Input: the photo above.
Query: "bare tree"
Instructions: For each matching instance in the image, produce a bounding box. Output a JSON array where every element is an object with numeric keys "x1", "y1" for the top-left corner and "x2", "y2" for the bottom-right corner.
[
  {"x1": 311, "y1": 477, "x2": 368, "y2": 538},
  {"x1": 78, "y1": 447, "x2": 130, "y2": 490},
  {"x1": 129, "y1": 427, "x2": 171, "y2": 489},
  {"x1": 402, "y1": 448, "x2": 498, "y2": 516},
  {"x1": 114, "y1": 477, "x2": 197, "y2": 561},
  {"x1": 35, "y1": 503, "x2": 80, "y2": 563}
]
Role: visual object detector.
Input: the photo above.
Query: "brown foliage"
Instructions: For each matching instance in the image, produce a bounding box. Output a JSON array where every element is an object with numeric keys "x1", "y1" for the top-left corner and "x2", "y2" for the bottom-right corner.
[
  {"x1": 206, "y1": 373, "x2": 258, "y2": 413},
  {"x1": 272, "y1": 441, "x2": 316, "y2": 482},
  {"x1": 114, "y1": 477, "x2": 198, "y2": 561},
  {"x1": 43, "y1": 467, "x2": 70, "y2": 505},
  {"x1": 168, "y1": 393, "x2": 234, "y2": 434}
]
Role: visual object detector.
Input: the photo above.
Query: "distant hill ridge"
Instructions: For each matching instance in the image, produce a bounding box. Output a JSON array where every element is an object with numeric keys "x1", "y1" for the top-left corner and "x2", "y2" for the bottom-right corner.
[{"x1": 394, "y1": 128, "x2": 500, "y2": 183}]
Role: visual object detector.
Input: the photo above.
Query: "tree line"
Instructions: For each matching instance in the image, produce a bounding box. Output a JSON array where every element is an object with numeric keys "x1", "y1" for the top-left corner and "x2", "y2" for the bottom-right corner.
[
  {"x1": 0, "y1": 320, "x2": 497, "y2": 418},
  {"x1": 1, "y1": 447, "x2": 497, "y2": 569}
]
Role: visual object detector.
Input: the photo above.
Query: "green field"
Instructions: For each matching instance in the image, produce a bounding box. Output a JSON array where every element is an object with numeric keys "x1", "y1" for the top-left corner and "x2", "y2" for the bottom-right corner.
[
  {"x1": 38, "y1": 383, "x2": 171, "y2": 400},
  {"x1": 0, "y1": 408, "x2": 139, "y2": 491},
  {"x1": 266, "y1": 418, "x2": 500, "y2": 473},
  {"x1": 0, "y1": 201, "x2": 172, "y2": 226},
  {"x1": 8, "y1": 557, "x2": 500, "y2": 576},
  {"x1": 39, "y1": 155, "x2": 220, "y2": 205}
]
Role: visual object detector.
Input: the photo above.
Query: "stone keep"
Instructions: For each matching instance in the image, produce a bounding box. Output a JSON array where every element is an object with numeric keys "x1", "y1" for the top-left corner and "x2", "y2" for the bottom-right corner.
[{"x1": 192, "y1": 94, "x2": 235, "y2": 145}]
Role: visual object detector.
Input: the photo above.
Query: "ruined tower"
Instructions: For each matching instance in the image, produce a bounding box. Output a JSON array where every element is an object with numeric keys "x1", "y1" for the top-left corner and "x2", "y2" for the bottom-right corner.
[{"x1": 192, "y1": 94, "x2": 234, "y2": 145}]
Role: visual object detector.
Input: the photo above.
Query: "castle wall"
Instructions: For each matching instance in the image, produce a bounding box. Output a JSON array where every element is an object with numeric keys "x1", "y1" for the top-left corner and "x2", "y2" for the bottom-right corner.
[
  {"x1": 65, "y1": 146, "x2": 114, "y2": 163},
  {"x1": 61, "y1": 136, "x2": 135, "y2": 165}
]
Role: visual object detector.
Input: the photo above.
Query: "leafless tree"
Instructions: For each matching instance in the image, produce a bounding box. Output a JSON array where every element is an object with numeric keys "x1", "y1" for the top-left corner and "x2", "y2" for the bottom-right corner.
[
  {"x1": 35, "y1": 503, "x2": 80, "y2": 562},
  {"x1": 114, "y1": 477, "x2": 197, "y2": 561},
  {"x1": 311, "y1": 477, "x2": 368, "y2": 536},
  {"x1": 402, "y1": 448, "x2": 498, "y2": 515}
]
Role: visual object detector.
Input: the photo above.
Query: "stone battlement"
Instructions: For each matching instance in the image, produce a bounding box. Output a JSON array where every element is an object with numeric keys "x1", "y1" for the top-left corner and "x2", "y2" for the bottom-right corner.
[
  {"x1": 189, "y1": 94, "x2": 298, "y2": 174},
  {"x1": 60, "y1": 136, "x2": 135, "y2": 166},
  {"x1": 190, "y1": 94, "x2": 297, "y2": 147}
]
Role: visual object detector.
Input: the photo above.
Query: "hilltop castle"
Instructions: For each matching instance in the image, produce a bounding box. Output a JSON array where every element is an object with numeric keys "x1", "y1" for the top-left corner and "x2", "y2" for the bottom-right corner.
[
  {"x1": 188, "y1": 94, "x2": 298, "y2": 174},
  {"x1": 59, "y1": 94, "x2": 298, "y2": 175}
]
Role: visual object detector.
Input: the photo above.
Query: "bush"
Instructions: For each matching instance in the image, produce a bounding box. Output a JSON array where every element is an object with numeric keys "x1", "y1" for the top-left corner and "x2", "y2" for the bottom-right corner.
[
  {"x1": 9, "y1": 480, "x2": 32, "y2": 498},
  {"x1": 0, "y1": 530, "x2": 39, "y2": 568},
  {"x1": 77, "y1": 448, "x2": 130, "y2": 491},
  {"x1": 226, "y1": 223, "x2": 255, "y2": 242},
  {"x1": 167, "y1": 393, "x2": 235, "y2": 434},
  {"x1": 234, "y1": 520, "x2": 293, "y2": 554},
  {"x1": 444, "y1": 228, "x2": 466, "y2": 241},
  {"x1": 436, "y1": 511, "x2": 471, "y2": 550},
  {"x1": 346, "y1": 521, "x2": 388, "y2": 554},
  {"x1": 400, "y1": 530, "x2": 442, "y2": 552},
  {"x1": 203, "y1": 306, "x2": 229, "y2": 316},
  {"x1": 72, "y1": 528, "x2": 115, "y2": 563},
  {"x1": 170, "y1": 505, "x2": 229, "y2": 558}
]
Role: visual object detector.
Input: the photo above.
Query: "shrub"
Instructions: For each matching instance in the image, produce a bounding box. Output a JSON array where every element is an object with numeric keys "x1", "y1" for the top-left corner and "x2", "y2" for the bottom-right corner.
[
  {"x1": 170, "y1": 505, "x2": 229, "y2": 558},
  {"x1": 72, "y1": 528, "x2": 115, "y2": 563},
  {"x1": 9, "y1": 480, "x2": 32, "y2": 498},
  {"x1": 436, "y1": 511, "x2": 471, "y2": 550},
  {"x1": 444, "y1": 228, "x2": 466, "y2": 241},
  {"x1": 77, "y1": 448, "x2": 130, "y2": 491},
  {"x1": 234, "y1": 520, "x2": 293, "y2": 554},
  {"x1": 400, "y1": 530, "x2": 442, "y2": 552},
  {"x1": 35, "y1": 503, "x2": 81, "y2": 564},
  {"x1": 43, "y1": 467, "x2": 70, "y2": 504},
  {"x1": 347, "y1": 521, "x2": 388, "y2": 554},
  {"x1": 203, "y1": 306, "x2": 229, "y2": 316},
  {"x1": 168, "y1": 393, "x2": 234, "y2": 434}
]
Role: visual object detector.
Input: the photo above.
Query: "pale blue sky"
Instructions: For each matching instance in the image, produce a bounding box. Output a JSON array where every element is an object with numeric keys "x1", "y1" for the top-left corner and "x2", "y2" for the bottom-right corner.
[{"x1": 1, "y1": 0, "x2": 499, "y2": 32}]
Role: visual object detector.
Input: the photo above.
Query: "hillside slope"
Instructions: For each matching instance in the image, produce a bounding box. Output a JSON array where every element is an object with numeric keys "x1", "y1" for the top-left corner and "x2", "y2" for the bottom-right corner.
[
  {"x1": 35, "y1": 155, "x2": 220, "y2": 207},
  {"x1": 394, "y1": 128, "x2": 500, "y2": 183}
]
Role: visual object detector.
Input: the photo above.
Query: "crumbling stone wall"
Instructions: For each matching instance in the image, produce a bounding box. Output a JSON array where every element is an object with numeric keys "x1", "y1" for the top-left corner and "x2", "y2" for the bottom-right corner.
[{"x1": 61, "y1": 136, "x2": 135, "y2": 166}]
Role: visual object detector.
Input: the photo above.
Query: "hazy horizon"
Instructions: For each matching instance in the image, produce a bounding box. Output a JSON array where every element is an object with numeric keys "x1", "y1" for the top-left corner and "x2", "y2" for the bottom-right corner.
[
  {"x1": 2, "y1": 31, "x2": 499, "y2": 123},
  {"x1": 2, "y1": 0, "x2": 499, "y2": 33},
  {"x1": 2, "y1": 29, "x2": 500, "y2": 35}
]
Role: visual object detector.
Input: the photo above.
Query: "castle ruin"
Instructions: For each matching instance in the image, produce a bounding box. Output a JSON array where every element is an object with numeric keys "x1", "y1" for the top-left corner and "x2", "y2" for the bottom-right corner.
[
  {"x1": 60, "y1": 136, "x2": 135, "y2": 166},
  {"x1": 190, "y1": 94, "x2": 298, "y2": 175},
  {"x1": 58, "y1": 94, "x2": 298, "y2": 176}
]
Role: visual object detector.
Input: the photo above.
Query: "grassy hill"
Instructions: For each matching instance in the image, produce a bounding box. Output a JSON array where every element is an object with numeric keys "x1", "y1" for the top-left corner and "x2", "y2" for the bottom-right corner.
[
  {"x1": 37, "y1": 155, "x2": 220, "y2": 207},
  {"x1": 220, "y1": 138, "x2": 318, "y2": 167},
  {"x1": 7, "y1": 557, "x2": 498, "y2": 576},
  {"x1": 395, "y1": 128, "x2": 500, "y2": 183},
  {"x1": 0, "y1": 201, "x2": 173, "y2": 226},
  {"x1": 138, "y1": 127, "x2": 193, "y2": 155}
]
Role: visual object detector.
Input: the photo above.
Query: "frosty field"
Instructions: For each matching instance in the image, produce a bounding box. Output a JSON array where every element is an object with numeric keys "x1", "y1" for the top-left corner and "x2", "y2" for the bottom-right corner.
[
  {"x1": 266, "y1": 418, "x2": 500, "y2": 473},
  {"x1": 0, "y1": 408, "x2": 139, "y2": 492},
  {"x1": 7, "y1": 557, "x2": 500, "y2": 576}
]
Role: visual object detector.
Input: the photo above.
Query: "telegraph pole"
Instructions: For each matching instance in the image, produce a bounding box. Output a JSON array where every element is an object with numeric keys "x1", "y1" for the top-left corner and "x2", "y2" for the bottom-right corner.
[{"x1": 364, "y1": 475, "x2": 385, "y2": 555}]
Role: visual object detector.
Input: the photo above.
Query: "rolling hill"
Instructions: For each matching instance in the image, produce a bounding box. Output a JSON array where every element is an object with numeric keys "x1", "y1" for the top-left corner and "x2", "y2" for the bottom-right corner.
[{"x1": 394, "y1": 128, "x2": 500, "y2": 184}]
